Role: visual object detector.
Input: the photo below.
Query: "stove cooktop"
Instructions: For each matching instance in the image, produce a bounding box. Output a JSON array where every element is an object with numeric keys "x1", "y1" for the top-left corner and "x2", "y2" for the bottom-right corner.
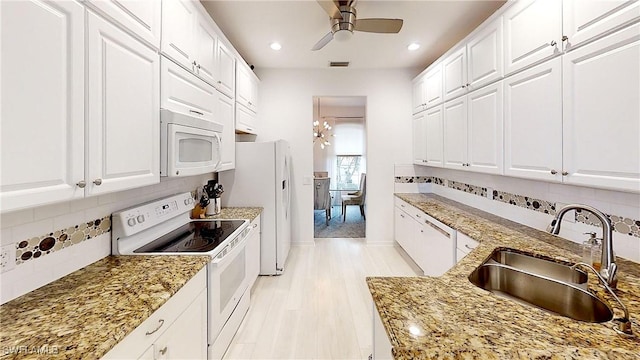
[{"x1": 133, "y1": 220, "x2": 246, "y2": 253}]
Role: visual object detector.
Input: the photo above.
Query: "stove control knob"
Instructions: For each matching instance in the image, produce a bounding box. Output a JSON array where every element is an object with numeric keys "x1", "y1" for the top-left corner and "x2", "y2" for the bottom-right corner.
[
  {"x1": 127, "y1": 218, "x2": 136, "y2": 227},
  {"x1": 137, "y1": 215, "x2": 145, "y2": 223}
]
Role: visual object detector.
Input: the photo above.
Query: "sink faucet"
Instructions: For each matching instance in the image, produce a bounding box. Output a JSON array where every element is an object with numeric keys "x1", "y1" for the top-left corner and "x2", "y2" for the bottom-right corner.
[{"x1": 547, "y1": 204, "x2": 617, "y2": 288}]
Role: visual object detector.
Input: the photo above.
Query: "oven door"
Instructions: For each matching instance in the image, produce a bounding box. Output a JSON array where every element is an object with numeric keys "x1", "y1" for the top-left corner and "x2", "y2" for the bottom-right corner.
[
  {"x1": 167, "y1": 123, "x2": 221, "y2": 177},
  {"x1": 208, "y1": 235, "x2": 249, "y2": 343}
]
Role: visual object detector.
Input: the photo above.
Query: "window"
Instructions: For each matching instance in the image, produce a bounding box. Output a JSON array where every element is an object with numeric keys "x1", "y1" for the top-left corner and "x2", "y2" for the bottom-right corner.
[{"x1": 336, "y1": 155, "x2": 361, "y2": 190}]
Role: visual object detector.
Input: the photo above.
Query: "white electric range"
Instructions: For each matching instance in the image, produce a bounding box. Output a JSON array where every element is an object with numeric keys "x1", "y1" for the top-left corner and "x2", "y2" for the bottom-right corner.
[{"x1": 111, "y1": 192, "x2": 250, "y2": 359}]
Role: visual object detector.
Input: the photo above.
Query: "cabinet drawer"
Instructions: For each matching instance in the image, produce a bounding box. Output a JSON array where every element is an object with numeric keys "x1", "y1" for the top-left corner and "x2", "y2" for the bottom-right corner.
[
  {"x1": 161, "y1": 57, "x2": 216, "y2": 121},
  {"x1": 102, "y1": 267, "x2": 207, "y2": 359},
  {"x1": 394, "y1": 197, "x2": 411, "y2": 212},
  {"x1": 457, "y1": 232, "x2": 479, "y2": 252}
]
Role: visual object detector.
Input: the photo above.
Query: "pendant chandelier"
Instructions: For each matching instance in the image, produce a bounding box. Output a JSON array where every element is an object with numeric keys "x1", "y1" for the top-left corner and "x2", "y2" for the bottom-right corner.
[{"x1": 314, "y1": 99, "x2": 334, "y2": 149}]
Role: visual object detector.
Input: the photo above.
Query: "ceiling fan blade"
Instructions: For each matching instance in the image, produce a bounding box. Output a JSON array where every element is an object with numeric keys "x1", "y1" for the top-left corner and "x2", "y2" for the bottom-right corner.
[
  {"x1": 316, "y1": 0, "x2": 343, "y2": 20},
  {"x1": 354, "y1": 18, "x2": 403, "y2": 33},
  {"x1": 312, "y1": 32, "x2": 334, "y2": 51}
]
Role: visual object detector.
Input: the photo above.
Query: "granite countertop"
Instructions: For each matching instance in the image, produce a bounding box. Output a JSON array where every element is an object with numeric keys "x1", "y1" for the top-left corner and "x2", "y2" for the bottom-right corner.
[
  {"x1": 0, "y1": 255, "x2": 209, "y2": 360},
  {"x1": 367, "y1": 193, "x2": 640, "y2": 359},
  {"x1": 204, "y1": 207, "x2": 263, "y2": 222}
]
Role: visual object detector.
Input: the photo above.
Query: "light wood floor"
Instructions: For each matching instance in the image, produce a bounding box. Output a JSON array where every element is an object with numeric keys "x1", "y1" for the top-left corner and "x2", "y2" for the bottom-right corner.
[{"x1": 224, "y1": 238, "x2": 419, "y2": 360}]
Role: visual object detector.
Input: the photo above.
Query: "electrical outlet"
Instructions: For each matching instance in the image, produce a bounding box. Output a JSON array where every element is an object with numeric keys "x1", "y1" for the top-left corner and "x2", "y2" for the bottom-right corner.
[{"x1": 1, "y1": 244, "x2": 16, "y2": 273}]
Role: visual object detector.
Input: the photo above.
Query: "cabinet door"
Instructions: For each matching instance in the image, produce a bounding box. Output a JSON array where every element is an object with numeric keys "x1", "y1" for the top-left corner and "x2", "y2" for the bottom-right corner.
[
  {"x1": 424, "y1": 105, "x2": 444, "y2": 167},
  {"x1": 236, "y1": 103, "x2": 258, "y2": 134},
  {"x1": 154, "y1": 290, "x2": 208, "y2": 359},
  {"x1": 86, "y1": 0, "x2": 161, "y2": 49},
  {"x1": 161, "y1": 0, "x2": 196, "y2": 70},
  {"x1": 503, "y1": 0, "x2": 562, "y2": 75},
  {"x1": 562, "y1": 23, "x2": 640, "y2": 192},
  {"x1": 443, "y1": 97, "x2": 468, "y2": 170},
  {"x1": 504, "y1": 57, "x2": 562, "y2": 181},
  {"x1": 412, "y1": 75, "x2": 427, "y2": 114},
  {"x1": 236, "y1": 63, "x2": 253, "y2": 110},
  {"x1": 246, "y1": 216, "x2": 261, "y2": 291},
  {"x1": 87, "y1": 11, "x2": 160, "y2": 196},
  {"x1": 0, "y1": 0, "x2": 85, "y2": 212},
  {"x1": 412, "y1": 112, "x2": 427, "y2": 164},
  {"x1": 194, "y1": 14, "x2": 217, "y2": 86},
  {"x1": 420, "y1": 217, "x2": 454, "y2": 276},
  {"x1": 394, "y1": 207, "x2": 412, "y2": 254},
  {"x1": 216, "y1": 41, "x2": 236, "y2": 98},
  {"x1": 443, "y1": 47, "x2": 467, "y2": 101},
  {"x1": 467, "y1": 81, "x2": 503, "y2": 175},
  {"x1": 216, "y1": 91, "x2": 236, "y2": 171},
  {"x1": 467, "y1": 17, "x2": 503, "y2": 90},
  {"x1": 373, "y1": 305, "x2": 392, "y2": 360},
  {"x1": 563, "y1": 0, "x2": 640, "y2": 49},
  {"x1": 425, "y1": 64, "x2": 443, "y2": 109},
  {"x1": 161, "y1": 58, "x2": 216, "y2": 121}
]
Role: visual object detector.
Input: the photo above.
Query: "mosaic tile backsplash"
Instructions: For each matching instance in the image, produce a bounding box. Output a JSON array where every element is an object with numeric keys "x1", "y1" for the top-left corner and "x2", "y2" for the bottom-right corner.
[
  {"x1": 395, "y1": 176, "x2": 640, "y2": 238},
  {"x1": 15, "y1": 216, "x2": 111, "y2": 265}
]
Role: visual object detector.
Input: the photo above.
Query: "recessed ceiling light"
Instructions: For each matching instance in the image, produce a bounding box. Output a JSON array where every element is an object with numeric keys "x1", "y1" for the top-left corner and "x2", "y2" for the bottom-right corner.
[
  {"x1": 408, "y1": 43, "x2": 420, "y2": 51},
  {"x1": 270, "y1": 42, "x2": 282, "y2": 51}
]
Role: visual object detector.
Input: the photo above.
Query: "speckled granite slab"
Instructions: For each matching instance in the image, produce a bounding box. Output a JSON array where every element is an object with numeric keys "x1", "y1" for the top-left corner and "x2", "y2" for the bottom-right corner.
[
  {"x1": 367, "y1": 194, "x2": 640, "y2": 359},
  {"x1": 0, "y1": 256, "x2": 209, "y2": 360},
  {"x1": 204, "y1": 207, "x2": 263, "y2": 221}
]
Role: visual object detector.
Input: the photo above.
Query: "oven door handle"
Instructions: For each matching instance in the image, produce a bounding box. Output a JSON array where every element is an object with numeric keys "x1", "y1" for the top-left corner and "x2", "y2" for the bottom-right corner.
[{"x1": 211, "y1": 235, "x2": 247, "y2": 267}]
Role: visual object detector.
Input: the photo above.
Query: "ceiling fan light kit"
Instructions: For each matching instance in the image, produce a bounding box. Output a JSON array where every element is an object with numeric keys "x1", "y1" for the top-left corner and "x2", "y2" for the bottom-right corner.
[{"x1": 312, "y1": 0, "x2": 403, "y2": 51}]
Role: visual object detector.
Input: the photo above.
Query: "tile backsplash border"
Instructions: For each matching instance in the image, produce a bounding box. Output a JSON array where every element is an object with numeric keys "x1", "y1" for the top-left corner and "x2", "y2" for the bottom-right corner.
[{"x1": 394, "y1": 175, "x2": 640, "y2": 239}]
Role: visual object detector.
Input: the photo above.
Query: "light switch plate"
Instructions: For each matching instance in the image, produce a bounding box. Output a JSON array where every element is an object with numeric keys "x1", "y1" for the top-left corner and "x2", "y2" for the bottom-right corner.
[{"x1": 1, "y1": 244, "x2": 16, "y2": 273}]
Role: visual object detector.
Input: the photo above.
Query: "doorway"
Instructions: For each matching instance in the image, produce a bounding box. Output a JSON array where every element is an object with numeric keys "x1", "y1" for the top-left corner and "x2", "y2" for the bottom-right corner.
[{"x1": 312, "y1": 96, "x2": 367, "y2": 239}]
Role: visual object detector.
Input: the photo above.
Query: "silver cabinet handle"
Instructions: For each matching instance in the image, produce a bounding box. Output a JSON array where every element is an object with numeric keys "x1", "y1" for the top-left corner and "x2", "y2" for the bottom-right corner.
[
  {"x1": 159, "y1": 347, "x2": 167, "y2": 355},
  {"x1": 562, "y1": 171, "x2": 569, "y2": 176},
  {"x1": 461, "y1": 85, "x2": 466, "y2": 89},
  {"x1": 562, "y1": 35, "x2": 568, "y2": 42},
  {"x1": 464, "y1": 244, "x2": 475, "y2": 250},
  {"x1": 145, "y1": 319, "x2": 164, "y2": 335},
  {"x1": 424, "y1": 220, "x2": 450, "y2": 238},
  {"x1": 400, "y1": 214, "x2": 405, "y2": 218},
  {"x1": 217, "y1": 80, "x2": 222, "y2": 84},
  {"x1": 246, "y1": 127, "x2": 253, "y2": 132},
  {"x1": 550, "y1": 169, "x2": 557, "y2": 174},
  {"x1": 415, "y1": 214, "x2": 421, "y2": 218},
  {"x1": 197, "y1": 64, "x2": 201, "y2": 69},
  {"x1": 550, "y1": 40, "x2": 557, "y2": 47},
  {"x1": 93, "y1": 179, "x2": 102, "y2": 186},
  {"x1": 76, "y1": 180, "x2": 86, "y2": 188},
  {"x1": 189, "y1": 109, "x2": 204, "y2": 116},
  {"x1": 253, "y1": 223, "x2": 258, "y2": 228},
  {"x1": 400, "y1": 204, "x2": 405, "y2": 208}
]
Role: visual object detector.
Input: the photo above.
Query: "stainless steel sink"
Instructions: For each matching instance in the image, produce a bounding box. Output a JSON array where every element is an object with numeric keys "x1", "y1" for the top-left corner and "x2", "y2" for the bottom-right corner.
[
  {"x1": 469, "y1": 263, "x2": 613, "y2": 323},
  {"x1": 487, "y1": 248, "x2": 588, "y2": 284}
]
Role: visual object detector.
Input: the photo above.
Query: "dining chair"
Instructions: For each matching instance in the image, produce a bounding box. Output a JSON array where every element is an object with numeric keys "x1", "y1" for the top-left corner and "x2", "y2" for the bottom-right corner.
[
  {"x1": 314, "y1": 177, "x2": 331, "y2": 225},
  {"x1": 341, "y1": 173, "x2": 366, "y2": 222}
]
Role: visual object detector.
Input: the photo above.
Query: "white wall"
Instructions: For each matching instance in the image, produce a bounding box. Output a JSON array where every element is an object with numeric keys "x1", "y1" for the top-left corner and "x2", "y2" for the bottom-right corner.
[{"x1": 255, "y1": 68, "x2": 413, "y2": 244}]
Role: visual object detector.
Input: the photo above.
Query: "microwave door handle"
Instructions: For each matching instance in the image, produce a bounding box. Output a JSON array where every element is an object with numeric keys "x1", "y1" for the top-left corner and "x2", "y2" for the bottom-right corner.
[{"x1": 213, "y1": 132, "x2": 223, "y2": 170}]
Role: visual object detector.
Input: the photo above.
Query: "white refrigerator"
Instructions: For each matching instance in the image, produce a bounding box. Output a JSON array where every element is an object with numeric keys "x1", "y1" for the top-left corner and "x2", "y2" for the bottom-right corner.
[{"x1": 220, "y1": 140, "x2": 291, "y2": 275}]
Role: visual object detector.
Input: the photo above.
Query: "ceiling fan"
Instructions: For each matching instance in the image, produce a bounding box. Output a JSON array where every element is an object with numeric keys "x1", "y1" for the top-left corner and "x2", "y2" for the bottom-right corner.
[{"x1": 312, "y1": 0, "x2": 403, "y2": 51}]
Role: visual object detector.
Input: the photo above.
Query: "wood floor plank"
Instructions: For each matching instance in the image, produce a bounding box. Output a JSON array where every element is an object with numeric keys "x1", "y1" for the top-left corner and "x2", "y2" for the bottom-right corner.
[{"x1": 224, "y1": 238, "x2": 418, "y2": 360}]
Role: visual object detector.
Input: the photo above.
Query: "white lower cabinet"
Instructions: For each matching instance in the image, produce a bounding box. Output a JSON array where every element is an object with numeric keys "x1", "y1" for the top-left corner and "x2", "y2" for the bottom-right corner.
[
  {"x1": 456, "y1": 232, "x2": 480, "y2": 263},
  {"x1": 394, "y1": 199, "x2": 456, "y2": 276},
  {"x1": 372, "y1": 304, "x2": 392, "y2": 360},
  {"x1": 246, "y1": 215, "x2": 261, "y2": 291},
  {"x1": 87, "y1": 10, "x2": 160, "y2": 196},
  {"x1": 102, "y1": 268, "x2": 207, "y2": 360}
]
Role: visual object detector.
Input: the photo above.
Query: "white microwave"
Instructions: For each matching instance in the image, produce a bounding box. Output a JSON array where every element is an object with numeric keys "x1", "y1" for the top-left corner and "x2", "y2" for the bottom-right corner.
[{"x1": 160, "y1": 109, "x2": 223, "y2": 177}]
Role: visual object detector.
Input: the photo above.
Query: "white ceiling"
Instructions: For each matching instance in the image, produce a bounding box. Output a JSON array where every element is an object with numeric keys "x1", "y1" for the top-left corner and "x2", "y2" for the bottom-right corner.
[{"x1": 201, "y1": 0, "x2": 505, "y2": 73}]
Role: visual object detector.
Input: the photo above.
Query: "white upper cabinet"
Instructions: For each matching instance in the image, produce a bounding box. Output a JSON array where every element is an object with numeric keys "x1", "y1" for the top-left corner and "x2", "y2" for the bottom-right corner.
[
  {"x1": 235, "y1": 101, "x2": 258, "y2": 135},
  {"x1": 161, "y1": 58, "x2": 216, "y2": 121},
  {"x1": 216, "y1": 40, "x2": 236, "y2": 98},
  {"x1": 443, "y1": 46, "x2": 468, "y2": 101},
  {"x1": 0, "y1": 0, "x2": 85, "y2": 212},
  {"x1": 467, "y1": 17, "x2": 503, "y2": 90},
  {"x1": 563, "y1": 0, "x2": 640, "y2": 50},
  {"x1": 504, "y1": 57, "x2": 562, "y2": 182},
  {"x1": 412, "y1": 112, "x2": 427, "y2": 165},
  {"x1": 236, "y1": 61, "x2": 259, "y2": 113},
  {"x1": 85, "y1": 0, "x2": 161, "y2": 49},
  {"x1": 467, "y1": 82, "x2": 503, "y2": 174},
  {"x1": 503, "y1": 0, "x2": 562, "y2": 75},
  {"x1": 161, "y1": 0, "x2": 197, "y2": 70},
  {"x1": 443, "y1": 97, "x2": 468, "y2": 170},
  {"x1": 194, "y1": 13, "x2": 217, "y2": 86},
  {"x1": 412, "y1": 74, "x2": 427, "y2": 114},
  {"x1": 424, "y1": 105, "x2": 444, "y2": 167},
  {"x1": 87, "y1": 10, "x2": 160, "y2": 196},
  {"x1": 562, "y1": 23, "x2": 640, "y2": 192},
  {"x1": 425, "y1": 64, "x2": 444, "y2": 109},
  {"x1": 216, "y1": 90, "x2": 236, "y2": 171}
]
